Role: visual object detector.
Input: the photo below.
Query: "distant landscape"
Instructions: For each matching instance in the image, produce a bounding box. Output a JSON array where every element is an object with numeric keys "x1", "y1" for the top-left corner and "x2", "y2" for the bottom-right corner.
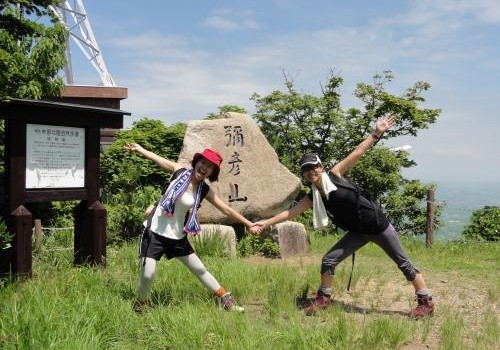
[{"x1": 433, "y1": 180, "x2": 500, "y2": 240}]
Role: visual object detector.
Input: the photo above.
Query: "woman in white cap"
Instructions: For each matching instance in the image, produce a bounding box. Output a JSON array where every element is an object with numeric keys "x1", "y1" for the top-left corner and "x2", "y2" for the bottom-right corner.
[
  {"x1": 255, "y1": 115, "x2": 434, "y2": 318},
  {"x1": 124, "y1": 143, "x2": 260, "y2": 312}
]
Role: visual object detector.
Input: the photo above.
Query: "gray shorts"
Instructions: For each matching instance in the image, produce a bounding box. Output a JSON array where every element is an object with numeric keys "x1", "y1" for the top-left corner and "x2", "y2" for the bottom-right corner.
[{"x1": 321, "y1": 224, "x2": 420, "y2": 281}]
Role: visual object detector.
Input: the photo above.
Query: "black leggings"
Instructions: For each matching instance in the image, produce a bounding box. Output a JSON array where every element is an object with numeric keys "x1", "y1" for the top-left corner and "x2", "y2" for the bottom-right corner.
[{"x1": 321, "y1": 224, "x2": 420, "y2": 281}]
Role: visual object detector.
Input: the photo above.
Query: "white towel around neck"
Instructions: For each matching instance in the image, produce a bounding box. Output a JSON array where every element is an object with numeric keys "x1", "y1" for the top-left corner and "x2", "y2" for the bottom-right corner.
[{"x1": 311, "y1": 172, "x2": 337, "y2": 229}]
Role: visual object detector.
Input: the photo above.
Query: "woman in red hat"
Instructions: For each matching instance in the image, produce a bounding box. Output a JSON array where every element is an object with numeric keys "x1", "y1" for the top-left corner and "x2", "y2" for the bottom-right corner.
[{"x1": 124, "y1": 143, "x2": 259, "y2": 312}]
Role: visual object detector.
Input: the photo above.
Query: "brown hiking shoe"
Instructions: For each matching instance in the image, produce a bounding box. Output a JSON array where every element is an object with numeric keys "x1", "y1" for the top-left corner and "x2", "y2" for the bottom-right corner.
[
  {"x1": 305, "y1": 291, "x2": 332, "y2": 316},
  {"x1": 133, "y1": 299, "x2": 148, "y2": 313},
  {"x1": 409, "y1": 295, "x2": 434, "y2": 318},
  {"x1": 220, "y1": 292, "x2": 245, "y2": 312}
]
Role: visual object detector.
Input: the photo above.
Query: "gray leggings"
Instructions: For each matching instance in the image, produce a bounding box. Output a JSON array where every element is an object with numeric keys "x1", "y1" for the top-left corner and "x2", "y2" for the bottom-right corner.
[{"x1": 321, "y1": 224, "x2": 420, "y2": 281}]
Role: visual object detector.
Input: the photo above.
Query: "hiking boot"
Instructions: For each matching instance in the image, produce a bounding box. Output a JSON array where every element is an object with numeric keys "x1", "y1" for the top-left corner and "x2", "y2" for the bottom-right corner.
[
  {"x1": 133, "y1": 299, "x2": 148, "y2": 313},
  {"x1": 409, "y1": 295, "x2": 434, "y2": 318},
  {"x1": 220, "y1": 292, "x2": 244, "y2": 312},
  {"x1": 305, "y1": 290, "x2": 332, "y2": 316}
]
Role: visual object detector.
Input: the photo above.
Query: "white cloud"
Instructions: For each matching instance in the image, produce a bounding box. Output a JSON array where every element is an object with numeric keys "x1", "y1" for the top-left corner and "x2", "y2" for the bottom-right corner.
[
  {"x1": 426, "y1": 0, "x2": 500, "y2": 23},
  {"x1": 202, "y1": 16, "x2": 239, "y2": 30},
  {"x1": 102, "y1": 2, "x2": 499, "y2": 182},
  {"x1": 400, "y1": 0, "x2": 500, "y2": 24},
  {"x1": 202, "y1": 8, "x2": 261, "y2": 31}
]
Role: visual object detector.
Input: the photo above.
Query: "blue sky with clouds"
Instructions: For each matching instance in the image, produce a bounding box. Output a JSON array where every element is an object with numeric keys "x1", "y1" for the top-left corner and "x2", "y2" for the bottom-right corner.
[{"x1": 66, "y1": 0, "x2": 500, "y2": 185}]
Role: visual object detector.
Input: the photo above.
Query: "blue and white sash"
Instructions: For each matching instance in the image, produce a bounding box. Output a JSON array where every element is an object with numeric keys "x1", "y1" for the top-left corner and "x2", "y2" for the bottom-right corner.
[{"x1": 159, "y1": 169, "x2": 204, "y2": 236}]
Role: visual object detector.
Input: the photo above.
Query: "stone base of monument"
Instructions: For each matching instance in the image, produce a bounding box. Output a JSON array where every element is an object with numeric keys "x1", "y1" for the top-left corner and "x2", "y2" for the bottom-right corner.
[
  {"x1": 192, "y1": 224, "x2": 237, "y2": 258},
  {"x1": 262, "y1": 221, "x2": 309, "y2": 257}
]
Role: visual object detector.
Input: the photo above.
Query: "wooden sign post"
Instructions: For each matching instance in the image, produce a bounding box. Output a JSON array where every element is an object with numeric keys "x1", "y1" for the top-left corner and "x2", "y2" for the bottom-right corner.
[{"x1": 0, "y1": 98, "x2": 129, "y2": 278}]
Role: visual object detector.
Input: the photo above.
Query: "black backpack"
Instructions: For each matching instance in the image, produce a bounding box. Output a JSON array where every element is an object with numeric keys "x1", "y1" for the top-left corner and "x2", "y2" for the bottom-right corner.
[{"x1": 327, "y1": 172, "x2": 382, "y2": 234}]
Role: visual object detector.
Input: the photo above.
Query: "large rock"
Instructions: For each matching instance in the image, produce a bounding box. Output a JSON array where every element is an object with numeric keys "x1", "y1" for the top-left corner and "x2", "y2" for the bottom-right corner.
[
  {"x1": 262, "y1": 221, "x2": 309, "y2": 257},
  {"x1": 178, "y1": 112, "x2": 301, "y2": 225}
]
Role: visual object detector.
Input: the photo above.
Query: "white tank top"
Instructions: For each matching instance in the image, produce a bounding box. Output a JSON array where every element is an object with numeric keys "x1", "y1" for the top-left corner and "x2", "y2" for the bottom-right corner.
[{"x1": 146, "y1": 190, "x2": 195, "y2": 240}]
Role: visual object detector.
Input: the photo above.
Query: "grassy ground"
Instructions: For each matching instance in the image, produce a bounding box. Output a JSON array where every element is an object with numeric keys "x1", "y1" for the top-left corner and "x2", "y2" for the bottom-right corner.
[{"x1": 0, "y1": 233, "x2": 498, "y2": 350}]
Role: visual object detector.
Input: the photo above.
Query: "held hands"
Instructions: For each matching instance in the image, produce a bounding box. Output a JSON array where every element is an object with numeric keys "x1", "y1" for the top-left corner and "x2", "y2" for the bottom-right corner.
[
  {"x1": 248, "y1": 220, "x2": 266, "y2": 235},
  {"x1": 248, "y1": 223, "x2": 263, "y2": 235}
]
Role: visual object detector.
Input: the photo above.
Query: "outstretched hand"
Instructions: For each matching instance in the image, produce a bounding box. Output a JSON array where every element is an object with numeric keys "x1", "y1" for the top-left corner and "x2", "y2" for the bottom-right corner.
[
  {"x1": 124, "y1": 142, "x2": 144, "y2": 154},
  {"x1": 376, "y1": 114, "x2": 396, "y2": 134}
]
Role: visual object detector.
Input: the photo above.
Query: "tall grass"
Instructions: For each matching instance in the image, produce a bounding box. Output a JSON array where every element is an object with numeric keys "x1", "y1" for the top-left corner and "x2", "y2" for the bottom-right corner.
[{"x1": 0, "y1": 233, "x2": 498, "y2": 349}]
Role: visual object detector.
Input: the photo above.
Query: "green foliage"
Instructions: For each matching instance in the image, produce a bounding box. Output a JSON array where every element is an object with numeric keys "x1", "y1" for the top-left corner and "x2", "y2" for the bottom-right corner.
[
  {"x1": 0, "y1": 2, "x2": 67, "y2": 221},
  {"x1": 252, "y1": 72, "x2": 345, "y2": 174},
  {"x1": 100, "y1": 118, "x2": 186, "y2": 196},
  {"x1": 237, "y1": 234, "x2": 280, "y2": 258},
  {"x1": 463, "y1": 206, "x2": 500, "y2": 242},
  {"x1": 385, "y1": 181, "x2": 443, "y2": 235},
  {"x1": 252, "y1": 70, "x2": 442, "y2": 234},
  {"x1": 0, "y1": 218, "x2": 13, "y2": 250},
  {"x1": 105, "y1": 185, "x2": 161, "y2": 243},
  {"x1": 100, "y1": 118, "x2": 186, "y2": 242},
  {"x1": 349, "y1": 147, "x2": 404, "y2": 200},
  {"x1": 353, "y1": 70, "x2": 440, "y2": 138},
  {"x1": 205, "y1": 104, "x2": 247, "y2": 120},
  {"x1": 47, "y1": 201, "x2": 79, "y2": 227},
  {"x1": 0, "y1": 1, "x2": 59, "y2": 38},
  {"x1": 1, "y1": 236, "x2": 499, "y2": 349},
  {"x1": 0, "y1": 2, "x2": 67, "y2": 101},
  {"x1": 253, "y1": 70, "x2": 440, "y2": 173},
  {"x1": 191, "y1": 232, "x2": 229, "y2": 258}
]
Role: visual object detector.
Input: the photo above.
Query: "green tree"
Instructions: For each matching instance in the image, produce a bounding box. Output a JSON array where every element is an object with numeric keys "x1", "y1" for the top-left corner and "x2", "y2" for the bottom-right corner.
[
  {"x1": 0, "y1": 217, "x2": 12, "y2": 250},
  {"x1": 205, "y1": 104, "x2": 247, "y2": 120},
  {"x1": 1, "y1": 1, "x2": 67, "y2": 218},
  {"x1": 0, "y1": 1, "x2": 67, "y2": 101},
  {"x1": 463, "y1": 206, "x2": 499, "y2": 242},
  {"x1": 100, "y1": 118, "x2": 186, "y2": 195},
  {"x1": 100, "y1": 118, "x2": 186, "y2": 241},
  {"x1": 252, "y1": 70, "x2": 442, "y2": 234},
  {"x1": 384, "y1": 181, "x2": 443, "y2": 235}
]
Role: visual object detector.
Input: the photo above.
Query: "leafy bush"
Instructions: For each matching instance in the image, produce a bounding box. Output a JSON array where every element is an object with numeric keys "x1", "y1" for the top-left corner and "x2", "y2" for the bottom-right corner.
[
  {"x1": 100, "y1": 118, "x2": 186, "y2": 196},
  {"x1": 0, "y1": 218, "x2": 12, "y2": 250},
  {"x1": 385, "y1": 181, "x2": 443, "y2": 235},
  {"x1": 48, "y1": 200, "x2": 79, "y2": 227},
  {"x1": 190, "y1": 232, "x2": 229, "y2": 258},
  {"x1": 463, "y1": 206, "x2": 499, "y2": 242},
  {"x1": 105, "y1": 185, "x2": 161, "y2": 243},
  {"x1": 237, "y1": 235, "x2": 280, "y2": 258}
]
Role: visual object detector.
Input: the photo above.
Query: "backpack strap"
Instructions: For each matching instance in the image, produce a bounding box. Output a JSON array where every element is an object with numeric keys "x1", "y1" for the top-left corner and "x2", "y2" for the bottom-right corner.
[{"x1": 347, "y1": 252, "x2": 356, "y2": 292}]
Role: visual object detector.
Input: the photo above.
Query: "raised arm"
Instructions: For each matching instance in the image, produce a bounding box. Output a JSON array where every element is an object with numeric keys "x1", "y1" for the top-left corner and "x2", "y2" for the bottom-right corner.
[
  {"x1": 331, "y1": 114, "x2": 395, "y2": 177},
  {"x1": 124, "y1": 143, "x2": 182, "y2": 173}
]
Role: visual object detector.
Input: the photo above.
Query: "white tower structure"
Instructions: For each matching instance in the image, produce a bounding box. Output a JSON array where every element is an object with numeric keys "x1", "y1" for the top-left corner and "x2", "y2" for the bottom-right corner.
[{"x1": 49, "y1": 0, "x2": 116, "y2": 87}]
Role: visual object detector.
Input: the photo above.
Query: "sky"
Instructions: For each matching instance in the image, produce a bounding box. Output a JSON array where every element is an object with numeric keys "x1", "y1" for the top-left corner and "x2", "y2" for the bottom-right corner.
[{"x1": 63, "y1": 0, "x2": 500, "y2": 185}]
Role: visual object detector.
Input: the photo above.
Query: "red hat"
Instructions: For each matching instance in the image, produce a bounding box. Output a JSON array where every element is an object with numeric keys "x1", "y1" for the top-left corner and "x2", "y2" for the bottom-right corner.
[
  {"x1": 192, "y1": 148, "x2": 223, "y2": 181},
  {"x1": 193, "y1": 148, "x2": 223, "y2": 167}
]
